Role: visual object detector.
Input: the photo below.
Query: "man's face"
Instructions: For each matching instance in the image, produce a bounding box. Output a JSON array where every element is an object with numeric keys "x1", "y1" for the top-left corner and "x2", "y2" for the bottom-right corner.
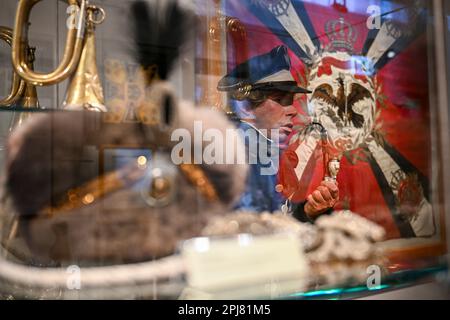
[{"x1": 251, "y1": 91, "x2": 298, "y2": 147}]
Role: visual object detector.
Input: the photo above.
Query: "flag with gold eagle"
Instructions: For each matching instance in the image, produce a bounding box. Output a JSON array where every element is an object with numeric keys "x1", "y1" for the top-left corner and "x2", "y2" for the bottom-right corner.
[{"x1": 223, "y1": 0, "x2": 435, "y2": 238}]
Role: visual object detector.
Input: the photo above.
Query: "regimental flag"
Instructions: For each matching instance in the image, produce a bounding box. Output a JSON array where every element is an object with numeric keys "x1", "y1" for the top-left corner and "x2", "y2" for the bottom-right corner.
[{"x1": 223, "y1": 0, "x2": 435, "y2": 238}]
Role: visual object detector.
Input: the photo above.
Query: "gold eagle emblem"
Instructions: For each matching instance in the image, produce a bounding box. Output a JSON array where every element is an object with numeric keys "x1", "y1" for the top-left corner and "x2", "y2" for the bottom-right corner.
[{"x1": 312, "y1": 78, "x2": 373, "y2": 128}]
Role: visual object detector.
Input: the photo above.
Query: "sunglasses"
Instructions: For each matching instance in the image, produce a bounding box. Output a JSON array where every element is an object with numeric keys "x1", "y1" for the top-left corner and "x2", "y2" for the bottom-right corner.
[{"x1": 265, "y1": 91, "x2": 295, "y2": 106}]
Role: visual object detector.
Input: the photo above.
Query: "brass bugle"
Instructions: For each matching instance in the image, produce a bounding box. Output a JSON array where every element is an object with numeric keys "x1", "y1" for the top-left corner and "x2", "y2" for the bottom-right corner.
[
  {"x1": 12, "y1": 0, "x2": 85, "y2": 86},
  {"x1": 0, "y1": 26, "x2": 39, "y2": 108},
  {"x1": 0, "y1": 26, "x2": 26, "y2": 106},
  {"x1": 11, "y1": 0, "x2": 106, "y2": 111}
]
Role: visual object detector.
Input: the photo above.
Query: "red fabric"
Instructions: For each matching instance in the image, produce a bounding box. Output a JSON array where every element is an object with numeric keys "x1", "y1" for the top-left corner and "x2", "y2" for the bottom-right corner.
[
  {"x1": 331, "y1": 0, "x2": 348, "y2": 14},
  {"x1": 317, "y1": 56, "x2": 369, "y2": 83},
  {"x1": 335, "y1": 157, "x2": 402, "y2": 238},
  {"x1": 376, "y1": 34, "x2": 431, "y2": 177},
  {"x1": 278, "y1": 141, "x2": 300, "y2": 199},
  {"x1": 303, "y1": 2, "x2": 369, "y2": 54}
]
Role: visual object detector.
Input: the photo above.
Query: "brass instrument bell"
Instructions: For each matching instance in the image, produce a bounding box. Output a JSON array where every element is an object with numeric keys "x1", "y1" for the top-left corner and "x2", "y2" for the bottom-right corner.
[{"x1": 63, "y1": 5, "x2": 106, "y2": 112}]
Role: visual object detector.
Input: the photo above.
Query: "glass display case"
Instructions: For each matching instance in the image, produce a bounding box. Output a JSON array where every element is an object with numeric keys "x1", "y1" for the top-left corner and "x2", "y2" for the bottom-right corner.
[{"x1": 0, "y1": 0, "x2": 449, "y2": 300}]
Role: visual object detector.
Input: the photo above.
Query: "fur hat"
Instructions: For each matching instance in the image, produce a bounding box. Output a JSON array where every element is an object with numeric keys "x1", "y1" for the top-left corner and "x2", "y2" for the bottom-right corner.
[
  {"x1": 0, "y1": 0, "x2": 248, "y2": 266},
  {"x1": 1, "y1": 83, "x2": 248, "y2": 266}
]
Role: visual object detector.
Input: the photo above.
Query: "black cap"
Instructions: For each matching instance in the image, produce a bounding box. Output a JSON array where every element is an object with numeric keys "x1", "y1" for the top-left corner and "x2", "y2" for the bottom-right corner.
[{"x1": 217, "y1": 45, "x2": 311, "y2": 99}]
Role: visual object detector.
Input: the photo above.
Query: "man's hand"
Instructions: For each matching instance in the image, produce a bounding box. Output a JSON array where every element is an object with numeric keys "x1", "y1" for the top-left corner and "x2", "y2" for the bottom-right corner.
[{"x1": 304, "y1": 181, "x2": 339, "y2": 219}]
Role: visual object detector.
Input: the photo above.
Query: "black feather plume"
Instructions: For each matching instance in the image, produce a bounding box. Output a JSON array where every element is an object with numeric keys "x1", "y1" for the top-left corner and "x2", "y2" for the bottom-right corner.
[{"x1": 131, "y1": 0, "x2": 193, "y2": 80}]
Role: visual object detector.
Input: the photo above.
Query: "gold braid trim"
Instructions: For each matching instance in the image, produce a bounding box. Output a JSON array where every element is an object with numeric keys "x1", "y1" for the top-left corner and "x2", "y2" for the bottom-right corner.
[
  {"x1": 179, "y1": 163, "x2": 219, "y2": 202},
  {"x1": 41, "y1": 161, "x2": 218, "y2": 218},
  {"x1": 42, "y1": 170, "x2": 128, "y2": 218}
]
